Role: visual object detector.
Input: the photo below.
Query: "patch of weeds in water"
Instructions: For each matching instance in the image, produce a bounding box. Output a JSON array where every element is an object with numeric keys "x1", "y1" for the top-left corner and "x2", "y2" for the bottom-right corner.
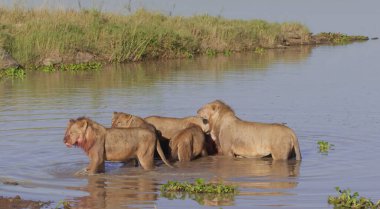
[
  {"x1": 318, "y1": 32, "x2": 369, "y2": 45},
  {"x1": 160, "y1": 178, "x2": 237, "y2": 194},
  {"x1": 328, "y1": 187, "x2": 380, "y2": 209},
  {"x1": 223, "y1": 50, "x2": 232, "y2": 56},
  {"x1": 254, "y1": 47, "x2": 265, "y2": 54},
  {"x1": 0, "y1": 66, "x2": 25, "y2": 79},
  {"x1": 59, "y1": 62, "x2": 102, "y2": 71},
  {"x1": 206, "y1": 49, "x2": 217, "y2": 57},
  {"x1": 55, "y1": 199, "x2": 72, "y2": 209},
  {"x1": 39, "y1": 65, "x2": 56, "y2": 72},
  {"x1": 317, "y1": 140, "x2": 334, "y2": 154}
]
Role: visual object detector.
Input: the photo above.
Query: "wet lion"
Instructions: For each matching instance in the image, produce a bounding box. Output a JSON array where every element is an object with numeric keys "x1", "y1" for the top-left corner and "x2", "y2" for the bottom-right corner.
[
  {"x1": 169, "y1": 124, "x2": 208, "y2": 162},
  {"x1": 112, "y1": 112, "x2": 156, "y2": 132},
  {"x1": 111, "y1": 111, "x2": 171, "y2": 158},
  {"x1": 144, "y1": 115, "x2": 210, "y2": 140},
  {"x1": 197, "y1": 100, "x2": 301, "y2": 160},
  {"x1": 63, "y1": 117, "x2": 172, "y2": 174}
]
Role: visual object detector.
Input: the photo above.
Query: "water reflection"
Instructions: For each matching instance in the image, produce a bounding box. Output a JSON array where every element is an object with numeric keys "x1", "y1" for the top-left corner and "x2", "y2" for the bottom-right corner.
[
  {"x1": 0, "y1": 46, "x2": 312, "y2": 98},
  {"x1": 161, "y1": 192, "x2": 235, "y2": 206},
  {"x1": 66, "y1": 156, "x2": 301, "y2": 208},
  {"x1": 70, "y1": 175, "x2": 158, "y2": 209}
]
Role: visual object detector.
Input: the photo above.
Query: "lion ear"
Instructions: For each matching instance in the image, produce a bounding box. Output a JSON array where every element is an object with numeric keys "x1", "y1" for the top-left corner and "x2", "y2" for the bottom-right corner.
[
  {"x1": 113, "y1": 111, "x2": 118, "y2": 115},
  {"x1": 211, "y1": 104, "x2": 217, "y2": 111},
  {"x1": 68, "y1": 119, "x2": 75, "y2": 125},
  {"x1": 78, "y1": 119, "x2": 88, "y2": 130}
]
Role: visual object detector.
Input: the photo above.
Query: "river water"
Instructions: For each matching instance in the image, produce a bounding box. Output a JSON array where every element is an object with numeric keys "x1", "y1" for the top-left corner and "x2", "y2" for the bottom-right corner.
[{"x1": 1, "y1": 1, "x2": 380, "y2": 209}]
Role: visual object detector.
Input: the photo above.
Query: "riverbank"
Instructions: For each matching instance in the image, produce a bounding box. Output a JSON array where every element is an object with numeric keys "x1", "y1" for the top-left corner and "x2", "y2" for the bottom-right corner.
[
  {"x1": 0, "y1": 7, "x2": 369, "y2": 78},
  {"x1": 0, "y1": 196, "x2": 52, "y2": 209}
]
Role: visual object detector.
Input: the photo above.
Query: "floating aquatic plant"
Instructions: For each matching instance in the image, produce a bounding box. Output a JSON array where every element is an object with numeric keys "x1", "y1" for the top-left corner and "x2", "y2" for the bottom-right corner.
[
  {"x1": 317, "y1": 140, "x2": 334, "y2": 153},
  {"x1": 160, "y1": 178, "x2": 236, "y2": 194},
  {"x1": 328, "y1": 187, "x2": 380, "y2": 209}
]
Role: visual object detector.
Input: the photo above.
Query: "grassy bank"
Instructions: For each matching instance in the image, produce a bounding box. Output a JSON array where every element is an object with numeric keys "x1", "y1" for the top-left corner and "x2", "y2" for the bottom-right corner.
[{"x1": 0, "y1": 7, "x2": 311, "y2": 68}]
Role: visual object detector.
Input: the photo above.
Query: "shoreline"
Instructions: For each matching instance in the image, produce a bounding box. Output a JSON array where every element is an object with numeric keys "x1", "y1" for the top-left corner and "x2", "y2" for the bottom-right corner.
[{"x1": 0, "y1": 8, "x2": 370, "y2": 79}]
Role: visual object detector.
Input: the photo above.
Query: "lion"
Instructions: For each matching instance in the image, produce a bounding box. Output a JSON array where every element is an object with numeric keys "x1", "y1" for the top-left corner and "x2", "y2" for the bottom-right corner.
[
  {"x1": 112, "y1": 112, "x2": 155, "y2": 132},
  {"x1": 144, "y1": 115, "x2": 210, "y2": 140},
  {"x1": 169, "y1": 123, "x2": 208, "y2": 162},
  {"x1": 111, "y1": 111, "x2": 170, "y2": 158},
  {"x1": 63, "y1": 117, "x2": 172, "y2": 174},
  {"x1": 197, "y1": 100, "x2": 301, "y2": 160}
]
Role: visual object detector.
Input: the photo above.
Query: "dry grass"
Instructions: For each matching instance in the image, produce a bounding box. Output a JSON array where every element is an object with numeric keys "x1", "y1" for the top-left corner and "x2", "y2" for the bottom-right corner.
[{"x1": 0, "y1": 7, "x2": 311, "y2": 67}]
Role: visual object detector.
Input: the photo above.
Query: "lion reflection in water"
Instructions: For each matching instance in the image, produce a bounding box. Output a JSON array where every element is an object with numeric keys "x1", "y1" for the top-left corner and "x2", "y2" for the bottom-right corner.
[{"x1": 71, "y1": 175, "x2": 158, "y2": 209}]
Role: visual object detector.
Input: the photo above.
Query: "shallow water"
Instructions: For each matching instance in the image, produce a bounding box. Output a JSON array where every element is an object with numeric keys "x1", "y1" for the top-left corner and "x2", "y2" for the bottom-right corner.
[
  {"x1": 1, "y1": 1, "x2": 380, "y2": 209},
  {"x1": 1, "y1": 41, "x2": 380, "y2": 208}
]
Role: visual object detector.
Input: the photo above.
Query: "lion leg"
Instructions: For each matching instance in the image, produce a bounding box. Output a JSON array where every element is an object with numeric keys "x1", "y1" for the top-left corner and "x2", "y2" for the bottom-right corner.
[
  {"x1": 87, "y1": 146, "x2": 105, "y2": 174},
  {"x1": 271, "y1": 139, "x2": 292, "y2": 160},
  {"x1": 178, "y1": 141, "x2": 192, "y2": 162},
  {"x1": 137, "y1": 144, "x2": 155, "y2": 170},
  {"x1": 87, "y1": 157, "x2": 105, "y2": 174}
]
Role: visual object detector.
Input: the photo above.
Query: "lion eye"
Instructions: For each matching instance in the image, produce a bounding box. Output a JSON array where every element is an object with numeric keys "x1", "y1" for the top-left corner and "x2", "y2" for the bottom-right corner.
[{"x1": 202, "y1": 119, "x2": 208, "y2": 124}]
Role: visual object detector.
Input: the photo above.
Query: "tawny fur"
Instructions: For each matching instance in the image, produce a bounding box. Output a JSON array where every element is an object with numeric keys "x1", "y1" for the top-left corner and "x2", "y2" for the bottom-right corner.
[
  {"x1": 144, "y1": 115, "x2": 209, "y2": 140},
  {"x1": 63, "y1": 117, "x2": 172, "y2": 174},
  {"x1": 197, "y1": 100, "x2": 302, "y2": 160},
  {"x1": 111, "y1": 111, "x2": 172, "y2": 159},
  {"x1": 169, "y1": 124, "x2": 208, "y2": 162}
]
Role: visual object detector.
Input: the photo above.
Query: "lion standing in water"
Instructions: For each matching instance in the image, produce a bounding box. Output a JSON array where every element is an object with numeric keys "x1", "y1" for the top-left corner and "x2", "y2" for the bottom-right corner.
[
  {"x1": 63, "y1": 117, "x2": 172, "y2": 174},
  {"x1": 169, "y1": 124, "x2": 208, "y2": 162},
  {"x1": 197, "y1": 100, "x2": 301, "y2": 160}
]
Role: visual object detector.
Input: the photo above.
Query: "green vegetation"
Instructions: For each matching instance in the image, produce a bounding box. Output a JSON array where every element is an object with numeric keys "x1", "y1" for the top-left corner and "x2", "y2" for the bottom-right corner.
[
  {"x1": 328, "y1": 187, "x2": 380, "y2": 209},
  {"x1": 317, "y1": 140, "x2": 334, "y2": 153},
  {"x1": 0, "y1": 66, "x2": 25, "y2": 79},
  {"x1": 161, "y1": 178, "x2": 236, "y2": 194},
  {"x1": 0, "y1": 7, "x2": 311, "y2": 69},
  {"x1": 316, "y1": 32, "x2": 369, "y2": 45},
  {"x1": 161, "y1": 178, "x2": 236, "y2": 206},
  {"x1": 55, "y1": 200, "x2": 72, "y2": 209},
  {"x1": 38, "y1": 62, "x2": 102, "y2": 72}
]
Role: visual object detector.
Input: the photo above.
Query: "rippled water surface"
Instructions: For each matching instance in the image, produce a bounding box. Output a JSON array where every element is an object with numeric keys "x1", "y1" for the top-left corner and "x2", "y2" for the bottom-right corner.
[{"x1": 1, "y1": 1, "x2": 380, "y2": 209}]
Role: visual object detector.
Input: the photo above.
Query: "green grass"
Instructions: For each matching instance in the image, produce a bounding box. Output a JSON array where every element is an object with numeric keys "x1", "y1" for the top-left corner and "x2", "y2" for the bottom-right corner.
[
  {"x1": 328, "y1": 187, "x2": 380, "y2": 209},
  {"x1": 316, "y1": 32, "x2": 369, "y2": 44},
  {"x1": 55, "y1": 200, "x2": 72, "y2": 209},
  {"x1": 161, "y1": 178, "x2": 236, "y2": 194},
  {"x1": 38, "y1": 62, "x2": 102, "y2": 72},
  {"x1": 317, "y1": 140, "x2": 334, "y2": 153},
  {"x1": 0, "y1": 66, "x2": 25, "y2": 79},
  {"x1": 161, "y1": 178, "x2": 236, "y2": 206},
  {"x1": 0, "y1": 7, "x2": 311, "y2": 69}
]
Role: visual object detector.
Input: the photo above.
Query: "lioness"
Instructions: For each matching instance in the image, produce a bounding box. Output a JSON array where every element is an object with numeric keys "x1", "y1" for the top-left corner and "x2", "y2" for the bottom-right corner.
[
  {"x1": 144, "y1": 115, "x2": 209, "y2": 140},
  {"x1": 169, "y1": 124, "x2": 208, "y2": 162},
  {"x1": 111, "y1": 111, "x2": 170, "y2": 158},
  {"x1": 112, "y1": 112, "x2": 155, "y2": 132},
  {"x1": 63, "y1": 117, "x2": 172, "y2": 174},
  {"x1": 197, "y1": 100, "x2": 301, "y2": 160}
]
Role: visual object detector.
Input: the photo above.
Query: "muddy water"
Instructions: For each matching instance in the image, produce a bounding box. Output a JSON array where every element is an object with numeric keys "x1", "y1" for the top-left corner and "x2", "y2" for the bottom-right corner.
[
  {"x1": 2, "y1": 1, "x2": 380, "y2": 208},
  {"x1": 1, "y1": 40, "x2": 380, "y2": 208}
]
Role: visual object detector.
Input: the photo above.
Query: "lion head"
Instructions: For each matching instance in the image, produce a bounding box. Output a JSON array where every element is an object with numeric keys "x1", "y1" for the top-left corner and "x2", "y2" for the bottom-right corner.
[
  {"x1": 63, "y1": 117, "x2": 96, "y2": 154},
  {"x1": 112, "y1": 111, "x2": 149, "y2": 129},
  {"x1": 112, "y1": 112, "x2": 133, "y2": 128},
  {"x1": 197, "y1": 100, "x2": 234, "y2": 122}
]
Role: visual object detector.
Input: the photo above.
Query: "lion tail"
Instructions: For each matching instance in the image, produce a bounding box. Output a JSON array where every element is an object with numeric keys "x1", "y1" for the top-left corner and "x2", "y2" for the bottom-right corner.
[
  {"x1": 156, "y1": 139, "x2": 174, "y2": 168},
  {"x1": 292, "y1": 131, "x2": 302, "y2": 160}
]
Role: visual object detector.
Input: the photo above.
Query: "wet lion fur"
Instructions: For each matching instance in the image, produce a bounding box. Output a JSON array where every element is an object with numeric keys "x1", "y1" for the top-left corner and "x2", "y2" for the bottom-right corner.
[
  {"x1": 111, "y1": 111, "x2": 170, "y2": 158},
  {"x1": 197, "y1": 100, "x2": 301, "y2": 160},
  {"x1": 144, "y1": 115, "x2": 210, "y2": 140},
  {"x1": 64, "y1": 117, "x2": 172, "y2": 174},
  {"x1": 169, "y1": 124, "x2": 208, "y2": 162}
]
